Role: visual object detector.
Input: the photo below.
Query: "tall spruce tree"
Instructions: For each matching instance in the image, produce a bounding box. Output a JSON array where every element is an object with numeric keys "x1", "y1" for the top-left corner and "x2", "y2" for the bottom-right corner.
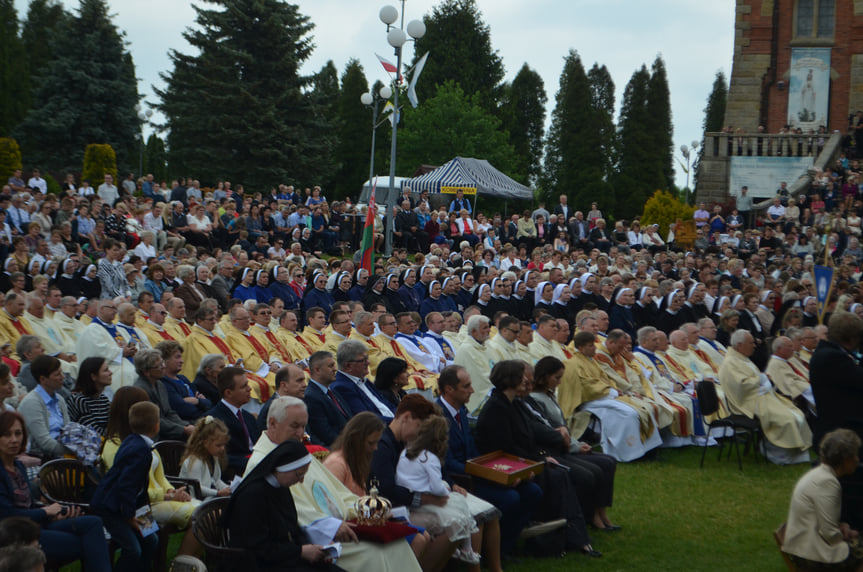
[
  {"x1": 500, "y1": 63, "x2": 547, "y2": 186},
  {"x1": 615, "y1": 65, "x2": 661, "y2": 217},
  {"x1": 411, "y1": 0, "x2": 505, "y2": 112},
  {"x1": 332, "y1": 60, "x2": 370, "y2": 200},
  {"x1": 542, "y1": 50, "x2": 614, "y2": 208},
  {"x1": 143, "y1": 133, "x2": 167, "y2": 183},
  {"x1": 646, "y1": 55, "x2": 674, "y2": 190},
  {"x1": 22, "y1": 0, "x2": 68, "y2": 86},
  {"x1": 694, "y1": 70, "x2": 728, "y2": 190},
  {"x1": 587, "y1": 64, "x2": 617, "y2": 184},
  {"x1": 0, "y1": 0, "x2": 28, "y2": 136},
  {"x1": 15, "y1": 0, "x2": 139, "y2": 174},
  {"x1": 157, "y1": 0, "x2": 321, "y2": 189}
]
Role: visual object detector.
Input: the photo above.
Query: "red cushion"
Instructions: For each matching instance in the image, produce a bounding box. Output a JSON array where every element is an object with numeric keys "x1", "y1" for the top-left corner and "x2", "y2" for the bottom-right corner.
[{"x1": 345, "y1": 519, "x2": 418, "y2": 543}]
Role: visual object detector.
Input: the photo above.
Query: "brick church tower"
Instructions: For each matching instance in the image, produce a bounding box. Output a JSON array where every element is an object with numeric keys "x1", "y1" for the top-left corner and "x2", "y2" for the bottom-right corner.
[{"x1": 726, "y1": 0, "x2": 863, "y2": 133}]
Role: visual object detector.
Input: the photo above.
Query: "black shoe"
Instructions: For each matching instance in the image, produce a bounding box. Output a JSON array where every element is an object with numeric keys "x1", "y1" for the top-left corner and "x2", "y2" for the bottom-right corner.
[
  {"x1": 581, "y1": 545, "x2": 602, "y2": 558},
  {"x1": 597, "y1": 524, "x2": 622, "y2": 532}
]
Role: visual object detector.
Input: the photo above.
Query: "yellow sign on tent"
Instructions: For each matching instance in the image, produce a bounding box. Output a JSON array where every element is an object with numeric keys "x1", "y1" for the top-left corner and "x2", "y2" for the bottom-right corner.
[{"x1": 441, "y1": 186, "x2": 477, "y2": 195}]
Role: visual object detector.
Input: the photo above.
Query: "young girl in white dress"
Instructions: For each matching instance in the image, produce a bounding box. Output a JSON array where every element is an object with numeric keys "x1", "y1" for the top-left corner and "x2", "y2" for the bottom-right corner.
[
  {"x1": 179, "y1": 416, "x2": 231, "y2": 498},
  {"x1": 396, "y1": 416, "x2": 480, "y2": 564}
]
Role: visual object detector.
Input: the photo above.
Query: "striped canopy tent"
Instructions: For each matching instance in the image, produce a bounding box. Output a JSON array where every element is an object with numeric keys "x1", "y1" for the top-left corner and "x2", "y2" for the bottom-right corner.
[{"x1": 399, "y1": 156, "x2": 532, "y2": 201}]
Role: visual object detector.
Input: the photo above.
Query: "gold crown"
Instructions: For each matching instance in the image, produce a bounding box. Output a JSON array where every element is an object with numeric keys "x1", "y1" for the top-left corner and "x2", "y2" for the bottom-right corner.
[{"x1": 354, "y1": 479, "x2": 392, "y2": 526}]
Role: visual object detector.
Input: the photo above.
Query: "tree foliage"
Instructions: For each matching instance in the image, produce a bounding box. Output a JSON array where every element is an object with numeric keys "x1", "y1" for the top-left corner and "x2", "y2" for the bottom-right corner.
[
  {"x1": 157, "y1": 0, "x2": 322, "y2": 190},
  {"x1": 82, "y1": 143, "x2": 117, "y2": 184},
  {"x1": 0, "y1": 138, "x2": 22, "y2": 182},
  {"x1": 640, "y1": 189, "x2": 694, "y2": 238},
  {"x1": 398, "y1": 81, "x2": 515, "y2": 177},
  {"x1": 331, "y1": 60, "x2": 371, "y2": 200},
  {"x1": 615, "y1": 65, "x2": 664, "y2": 218},
  {"x1": 22, "y1": 0, "x2": 68, "y2": 87},
  {"x1": 542, "y1": 51, "x2": 615, "y2": 208},
  {"x1": 15, "y1": 0, "x2": 139, "y2": 174},
  {"x1": 411, "y1": 0, "x2": 504, "y2": 112},
  {"x1": 0, "y1": 0, "x2": 29, "y2": 136},
  {"x1": 500, "y1": 63, "x2": 546, "y2": 186},
  {"x1": 143, "y1": 133, "x2": 168, "y2": 183},
  {"x1": 694, "y1": 71, "x2": 728, "y2": 190},
  {"x1": 646, "y1": 56, "x2": 674, "y2": 190}
]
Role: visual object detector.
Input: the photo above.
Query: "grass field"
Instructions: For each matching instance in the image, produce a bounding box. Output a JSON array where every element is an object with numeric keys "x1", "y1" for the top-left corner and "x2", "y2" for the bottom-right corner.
[
  {"x1": 504, "y1": 446, "x2": 810, "y2": 572},
  {"x1": 62, "y1": 446, "x2": 809, "y2": 571}
]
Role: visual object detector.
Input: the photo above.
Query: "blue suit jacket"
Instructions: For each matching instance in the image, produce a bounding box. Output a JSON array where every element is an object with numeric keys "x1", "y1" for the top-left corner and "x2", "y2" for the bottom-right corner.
[
  {"x1": 207, "y1": 401, "x2": 261, "y2": 477},
  {"x1": 435, "y1": 397, "x2": 479, "y2": 478},
  {"x1": 91, "y1": 434, "x2": 152, "y2": 519},
  {"x1": 305, "y1": 381, "x2": 352, "y2": 447},
  {"x1": 330, "y1": 371, "x2": 394, "y2": 420}
]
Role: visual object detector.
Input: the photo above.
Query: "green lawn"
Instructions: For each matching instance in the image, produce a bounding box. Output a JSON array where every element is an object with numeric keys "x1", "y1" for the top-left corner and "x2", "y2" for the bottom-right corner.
[
  {"x1": 504, "y1": 446, "x2": 809, "y2": 572},
  {"x1": 63, "y1": 447, "x2": 808, "y2": 572}
]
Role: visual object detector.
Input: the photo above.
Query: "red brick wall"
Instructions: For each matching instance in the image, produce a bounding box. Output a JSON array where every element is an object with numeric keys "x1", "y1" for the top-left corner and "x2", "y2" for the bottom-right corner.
[{"x1": 737, "y1": 0, "x2": 863, "y2": 132}]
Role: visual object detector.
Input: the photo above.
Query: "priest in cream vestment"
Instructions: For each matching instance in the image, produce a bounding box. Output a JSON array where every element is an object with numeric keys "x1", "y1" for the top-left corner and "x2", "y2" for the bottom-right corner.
[
  {"x1": 560, "y1": 332, "x2": 662, "y2": 462},
  {"x1": 453, "y1": 315, "x2": 495, "y2": 414},
  {"x1": 719, "y1": 330, "x2": 812, "y2": 464}
]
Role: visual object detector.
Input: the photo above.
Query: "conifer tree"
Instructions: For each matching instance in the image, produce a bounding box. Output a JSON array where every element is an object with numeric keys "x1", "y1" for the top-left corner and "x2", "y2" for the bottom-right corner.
[
  {"x1": 0, "y1": 0, "x2": 28, "y2": 136},
  {"x1": 332, "y1": 60, "x2": 371, "y2": 199},
  {"x1": 646, "y1": 56, "x2": 675, "y2": 191},
  {"x1": 157, "y1": 0, "x2": 321, "y2": 189},
  {"x1": 16, "y1": 0, "x2": 139, "y2": 173},
  {"x1": 500, "y1": 63, "x2": 547, "y2": 186},
  {"x1": 143, "y1": 133, "x2": 167, "y2": 183},
  {"x1": 694, "y1": 70, "x2": 728, "y2": 189},
  {"x1": 542, "y1": 50, "x2": 614, "y2": 208},
  {"x1": 411, "y1": 0, "x2": 504, "y2": 112}
]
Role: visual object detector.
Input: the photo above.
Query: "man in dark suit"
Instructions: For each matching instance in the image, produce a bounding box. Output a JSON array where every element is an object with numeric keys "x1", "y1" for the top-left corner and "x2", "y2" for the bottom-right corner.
[
  {"x1": 810, "y1": 313, "x2": 863, "y2": 446},
  {"x1": 394, "y1": 200, "x2": 428, "y2": 253},
  {"x1": 257, "y1": 363, "x2": 307, "y2": 432},
  {"x1": 568, "y1": 211, "x2": 592, "y2": 251},
  {"x1": 552, "y1": 194, "x2": 571, "y2": 222},
  {"x1": 588, "y1": 218, "x2": 613, "y2": 253},
  {"x1": 91, "y1": 401, "x2": 161, "y2": 571},
  {"x1": 436, "y1": 364, "x2": 542, "y2": 552},
  {"x1": 206, "y1": 366, "x2": 262, "y2": 478},
  {"x1": 210, "y1": 261, "x2": 235, "y2": 312},
  {"x1": 329, "y1": 340, "x2": 394, "y2": 420},
  {"x1": 304, "y1": 350, "x2": 352, "y2": 446},
  {"x1": 133, "y1": 349, "x2": 192, "y2": 440}
]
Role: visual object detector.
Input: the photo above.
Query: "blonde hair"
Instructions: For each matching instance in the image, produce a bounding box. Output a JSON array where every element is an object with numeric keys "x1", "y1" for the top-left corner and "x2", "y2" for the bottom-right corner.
[{"x1": 181, "y1": 416, "x2": 229, "y2": 471}]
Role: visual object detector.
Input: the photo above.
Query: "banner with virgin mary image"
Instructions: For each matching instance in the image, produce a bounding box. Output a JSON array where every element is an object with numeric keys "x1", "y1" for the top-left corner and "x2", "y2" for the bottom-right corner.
[{"x1": 787, "y1": 48, "x2": 831, "y2": 131}]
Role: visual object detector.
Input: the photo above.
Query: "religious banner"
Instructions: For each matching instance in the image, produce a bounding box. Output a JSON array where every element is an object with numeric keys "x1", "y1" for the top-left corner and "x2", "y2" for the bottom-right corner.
[
  {"x1": 813, "y1": 264, "x2": 834, "y2": 324},
  {"x1": 787, "y1": 48, "x2": 831, "y2": 131},
  {"x1": 441, "y1": 186, "x2": 476, "y2": 195}
]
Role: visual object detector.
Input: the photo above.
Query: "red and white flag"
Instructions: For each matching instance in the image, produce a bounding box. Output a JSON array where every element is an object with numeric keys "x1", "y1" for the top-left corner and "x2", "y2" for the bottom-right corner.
[{"x1": 376, "y1": 53, "x2": 398, "y2": 74}]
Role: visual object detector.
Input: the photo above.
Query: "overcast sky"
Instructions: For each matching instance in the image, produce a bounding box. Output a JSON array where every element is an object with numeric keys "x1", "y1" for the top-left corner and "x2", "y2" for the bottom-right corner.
[{"x1": 14, "y1": 0, "x2": 735, "y2": 190}]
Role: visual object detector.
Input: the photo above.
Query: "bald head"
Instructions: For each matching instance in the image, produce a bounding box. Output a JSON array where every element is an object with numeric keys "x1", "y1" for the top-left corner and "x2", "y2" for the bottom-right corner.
[
  {"x1": 118, "y1": 303, "x2": 137, "y2": 326},
  {"x1": 669, "y1": 330, "x2": 689, "y2": 351}
]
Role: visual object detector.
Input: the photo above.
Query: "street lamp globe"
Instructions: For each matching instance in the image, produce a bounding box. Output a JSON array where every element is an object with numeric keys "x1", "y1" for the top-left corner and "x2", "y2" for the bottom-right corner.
[
  {"x1": 379, "y1": 5, "x2": 398, "y2": 25},
  {"x1": 379, "y1": 86, "x2": 393, "y2": 99},
  {"x1": 406, "y1": 19, "x2": 426, "y2": 39},
  {"x1": 691, "y1": 140, "x2": 700, "y2": 150},
  {"x1": 387, "y1": 27, "x2": 407, "y2": 47},
  {"x1": 360, "y1": 92, "x2": 374, "y2": 106},
  {"x1": 680, "y1": 144, "x2": 689, "y2": 158}
]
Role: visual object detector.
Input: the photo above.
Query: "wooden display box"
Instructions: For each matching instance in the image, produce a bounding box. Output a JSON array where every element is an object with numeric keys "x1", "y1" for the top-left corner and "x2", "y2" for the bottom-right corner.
[{"x1": 465, "y1": 451, "x2": 544, "y2": 486}]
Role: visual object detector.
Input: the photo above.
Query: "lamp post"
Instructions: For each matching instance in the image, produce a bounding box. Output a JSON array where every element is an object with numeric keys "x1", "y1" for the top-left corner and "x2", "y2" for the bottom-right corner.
[
  {"x1": 361, "y1": 85, "x2": 394, "y2": 196},
  {"x1": 679, "y1": 139, "x2": 700, "y2": 203},
  {"x1": 378, "y1": 2, "x2": 425, "y2": 256}
]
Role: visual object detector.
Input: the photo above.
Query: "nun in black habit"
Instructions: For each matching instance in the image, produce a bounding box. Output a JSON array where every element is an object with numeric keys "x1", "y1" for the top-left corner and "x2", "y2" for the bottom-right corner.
[{"x1": 225, "y1": 440, "x2": 346, "y2": 572}]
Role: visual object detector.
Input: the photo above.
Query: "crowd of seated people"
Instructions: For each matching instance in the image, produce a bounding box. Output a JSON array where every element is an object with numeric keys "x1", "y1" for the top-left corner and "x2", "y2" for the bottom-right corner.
[{"x1": 3, "y1": 165, "x2": 863, "y2": 568}]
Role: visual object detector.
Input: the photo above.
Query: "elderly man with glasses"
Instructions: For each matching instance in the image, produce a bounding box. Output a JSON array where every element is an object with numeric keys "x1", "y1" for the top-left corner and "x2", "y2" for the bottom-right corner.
[
  {"x1": 76, "y1": 300, "x2": 139, "y2": 392},
  {"x1": 329, "y1": 339, "x2": 394, "y2": 420}
]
